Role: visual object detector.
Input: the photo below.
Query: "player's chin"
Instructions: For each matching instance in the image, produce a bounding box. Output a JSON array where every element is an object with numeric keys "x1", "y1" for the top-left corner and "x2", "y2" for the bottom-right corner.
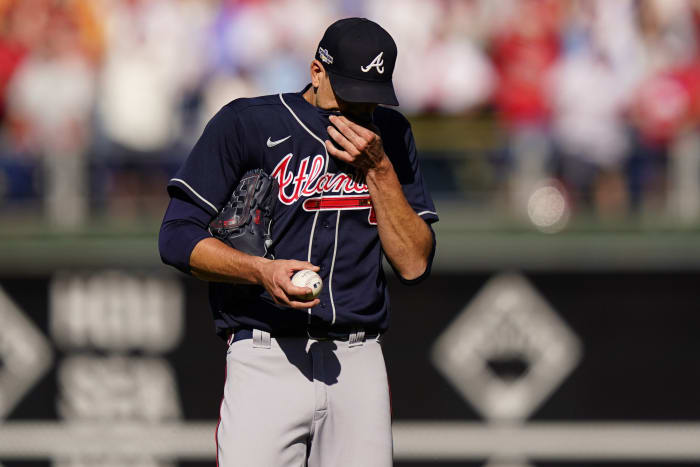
[{"x1": 338, "y1": 103, "x2": 375, "y2": 126}]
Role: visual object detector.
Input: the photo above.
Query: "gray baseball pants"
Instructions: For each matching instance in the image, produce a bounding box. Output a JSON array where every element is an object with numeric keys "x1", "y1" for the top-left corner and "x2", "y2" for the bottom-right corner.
[{"x1": 216, "y1": 329, "x2": 393, "y2": 467}]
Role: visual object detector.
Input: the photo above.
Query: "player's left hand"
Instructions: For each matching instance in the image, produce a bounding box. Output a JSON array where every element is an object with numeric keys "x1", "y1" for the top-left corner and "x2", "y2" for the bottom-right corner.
[{"x1": 325, "y1": 115, "x2": 389, "y2": 174}]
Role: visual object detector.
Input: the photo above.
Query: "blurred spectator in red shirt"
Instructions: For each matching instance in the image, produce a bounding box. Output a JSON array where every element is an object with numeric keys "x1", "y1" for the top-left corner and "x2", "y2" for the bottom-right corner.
[
  {"x1": 632, "y1": 0, "x2": 700, "y2": 147},
  {"x1": 0, "y1": 0, "x2": 51, "y2": 122},
  {"x1": 489, "y1": 0, "x2": 563, "y2": 215},
  {"x1": 627, "y1": 0, "x2": 700, "y2": 216},
  {"x1": 6, "y1": 4, "x2": 96, "y2": 155},
  {"x1": 491, "y1": 0, "x2": 562, "y2": 127}
]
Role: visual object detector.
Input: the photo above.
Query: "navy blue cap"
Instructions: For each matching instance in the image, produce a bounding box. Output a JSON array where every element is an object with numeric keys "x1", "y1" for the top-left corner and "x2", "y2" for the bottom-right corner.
[{"x1": 315, "y1": 18, "x2": 399, "y2": 106}]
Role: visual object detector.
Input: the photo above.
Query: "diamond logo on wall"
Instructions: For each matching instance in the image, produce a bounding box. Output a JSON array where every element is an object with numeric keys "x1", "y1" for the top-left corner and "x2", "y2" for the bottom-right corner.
[
  {"x1": 0, "y1": 286, "x2": 53, "y2": 420},
  {"x1": 431, "y1": 273, "x2": 582, "y2": 422}
]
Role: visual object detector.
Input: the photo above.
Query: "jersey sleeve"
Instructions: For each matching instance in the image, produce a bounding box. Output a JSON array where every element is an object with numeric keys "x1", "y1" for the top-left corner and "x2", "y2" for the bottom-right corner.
[
  {"x1": 167, "y1": 103, "x2": 246, "y2": 216},
  {"x1": 379, "y1": 110, "x2": 439, "y2": 225},
  {"x1": 158, "y1": 192, "x2": 213, "y2": 274},
  {"x1": 402, "y1": 126, "x2": 438, "y2": 224}
]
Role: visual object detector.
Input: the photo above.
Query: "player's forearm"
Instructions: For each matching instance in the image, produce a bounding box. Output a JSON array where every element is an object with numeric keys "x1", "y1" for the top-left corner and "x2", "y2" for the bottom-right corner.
[
  {"x1": 366, "y1": 159, "x2": 433, "y2": 280},
  {"x1": 189, "y1": 237, "x2": 269, "y2": 284}
]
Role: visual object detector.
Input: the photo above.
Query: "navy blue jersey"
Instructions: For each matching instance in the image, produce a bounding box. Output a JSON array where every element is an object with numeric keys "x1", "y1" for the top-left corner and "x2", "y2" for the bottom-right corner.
[{"x1": 165, "y1": 86, "x2": 438, "y2": 338}]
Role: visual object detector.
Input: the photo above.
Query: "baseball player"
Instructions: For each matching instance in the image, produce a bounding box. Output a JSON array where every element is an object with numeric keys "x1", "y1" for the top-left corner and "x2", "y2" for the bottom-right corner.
[{"x1": 159, "y1": 18, "x2": 438, "y2": 467}]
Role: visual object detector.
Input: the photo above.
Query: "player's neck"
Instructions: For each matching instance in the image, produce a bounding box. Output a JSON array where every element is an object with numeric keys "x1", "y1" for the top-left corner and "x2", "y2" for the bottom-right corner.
[{"x1": 303, "y1": 85, "x2": 340, "y2": 112}]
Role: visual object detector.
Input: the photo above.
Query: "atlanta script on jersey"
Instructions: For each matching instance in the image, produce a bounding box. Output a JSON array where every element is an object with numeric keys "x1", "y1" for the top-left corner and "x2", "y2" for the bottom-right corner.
[{"x1": 168, "y1": 85, "x2": 438, "y2": 338}]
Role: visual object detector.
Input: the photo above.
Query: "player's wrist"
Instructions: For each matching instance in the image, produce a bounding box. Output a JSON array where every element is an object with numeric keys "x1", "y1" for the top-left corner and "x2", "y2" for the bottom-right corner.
[
  {"x1": 251, "y1": 256, "x2": 273, "y2": 285},
  {"x1": 366, "y1": 156, "x2": 394, "y2": 181}
]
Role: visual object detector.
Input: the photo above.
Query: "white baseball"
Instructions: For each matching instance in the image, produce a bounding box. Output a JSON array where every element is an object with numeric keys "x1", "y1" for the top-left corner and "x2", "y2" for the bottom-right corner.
[{"x1": 291, "y1": 269, "x2": 323, "y2": 301}]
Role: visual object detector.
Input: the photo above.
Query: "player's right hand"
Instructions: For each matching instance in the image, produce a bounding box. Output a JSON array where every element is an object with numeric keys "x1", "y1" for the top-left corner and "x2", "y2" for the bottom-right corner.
[{"x1": 258, "y1": 259, "x2": 321, "y2": 309}]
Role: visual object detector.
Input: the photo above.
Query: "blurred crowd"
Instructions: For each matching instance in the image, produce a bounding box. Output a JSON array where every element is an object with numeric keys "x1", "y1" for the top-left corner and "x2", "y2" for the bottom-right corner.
[{"x1": 0, "y1": 0, "x2": 699, "y2": 225}]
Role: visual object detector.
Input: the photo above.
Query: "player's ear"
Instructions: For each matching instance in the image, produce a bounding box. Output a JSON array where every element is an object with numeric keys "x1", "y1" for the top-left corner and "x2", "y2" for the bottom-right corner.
[{"x1": 310, "y1": 59, "x2": 325, "y2": 90}]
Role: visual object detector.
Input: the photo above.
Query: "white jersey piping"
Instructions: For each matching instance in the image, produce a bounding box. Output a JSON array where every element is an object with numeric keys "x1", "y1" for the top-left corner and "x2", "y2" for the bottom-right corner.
[
  {"x1": 278, "y1": 93, "x2": 337, "y2": 324},
  {"x1": 307, "y1": 212, "x2": 321, "y2": 263},
  {"x1": 418, "y1": 210, "x2": 438, "y2": 217},
  {"x1": 170, "y1": 178, "x2": 218, "y2": 213}
]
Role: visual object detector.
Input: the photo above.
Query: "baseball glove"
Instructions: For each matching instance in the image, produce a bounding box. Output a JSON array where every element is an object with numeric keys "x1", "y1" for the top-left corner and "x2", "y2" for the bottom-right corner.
[{"x1": 209, "y1": 169, "x2": 278, "y2": 258}]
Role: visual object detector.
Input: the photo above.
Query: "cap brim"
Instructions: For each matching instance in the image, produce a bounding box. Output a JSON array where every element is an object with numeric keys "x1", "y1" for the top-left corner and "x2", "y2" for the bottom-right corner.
[{"x1": 329, "y1": 72, "x2": 399, "y2": 106}]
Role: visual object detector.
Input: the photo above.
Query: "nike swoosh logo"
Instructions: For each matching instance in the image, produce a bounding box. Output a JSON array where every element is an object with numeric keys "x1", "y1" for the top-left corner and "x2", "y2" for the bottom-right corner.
[{"x1": 267, "y1": 135, "x2": 291, "y2": 147}]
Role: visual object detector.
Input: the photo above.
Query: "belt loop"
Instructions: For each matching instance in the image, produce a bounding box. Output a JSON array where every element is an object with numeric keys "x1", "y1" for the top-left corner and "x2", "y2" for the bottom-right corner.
[
  {"x1": 348, "y1": 328, "x2": 365, "y2": 347},
  {"x1": 253, "y1": 329, "x2": 271, "y2": 349}
]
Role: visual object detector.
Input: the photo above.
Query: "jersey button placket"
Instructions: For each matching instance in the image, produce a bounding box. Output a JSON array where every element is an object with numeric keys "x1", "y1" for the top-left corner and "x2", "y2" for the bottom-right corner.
[{"x1": 309, "y1": 211, "x2": 336, "y2": 324}]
